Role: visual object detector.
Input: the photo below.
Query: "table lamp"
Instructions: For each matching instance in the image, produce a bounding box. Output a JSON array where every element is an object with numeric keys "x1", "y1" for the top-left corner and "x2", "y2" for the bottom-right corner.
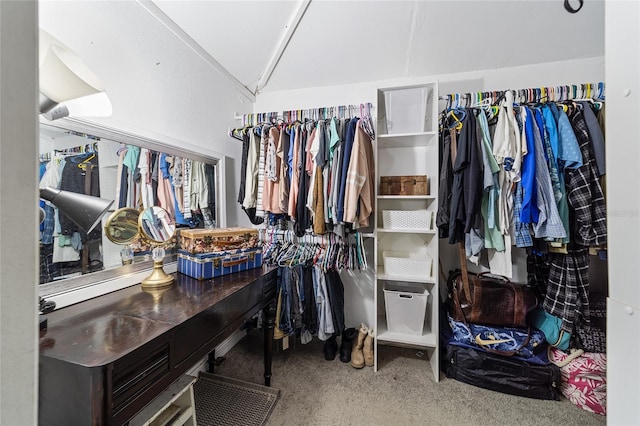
[{"x1": 40, "y1": 186, "x2": 114, "y2": 234}]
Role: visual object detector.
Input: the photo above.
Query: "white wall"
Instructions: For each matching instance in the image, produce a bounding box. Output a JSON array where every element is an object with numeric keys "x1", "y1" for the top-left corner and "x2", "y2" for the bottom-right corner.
[
  {"x1": 38, "y1": 1, "x2": 253, "y2": 229},
  {"x1": 254, "y1": 56, "x2": 605, "y2": 328},
  {"x1": 0, "y1": 1, "x2": 39, "y2": 425},
  {"x1": 605, "y1": 1, "x2": 640, "y2": 424}
]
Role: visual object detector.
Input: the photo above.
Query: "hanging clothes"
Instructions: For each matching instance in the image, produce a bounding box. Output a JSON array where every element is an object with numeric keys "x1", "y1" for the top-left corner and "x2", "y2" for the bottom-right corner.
[
  {"x1": 343, "y1": 120, "x2": 375, "y2": 228},
  {"x1": 438, "y1": 88, "x2": 606, "y2": 282},
  {"x1": 448, "y1": 111, "x2": 482, "y2": 245},
  {"x1": 232, "y1": 106, "x2": 375, "y2": 239},
  {"x1": 565, "y1": 108, "x2": 607, "y2": 247},
  {"x1": 543, "y1": 248, "x2": 590, "y2": 334}
]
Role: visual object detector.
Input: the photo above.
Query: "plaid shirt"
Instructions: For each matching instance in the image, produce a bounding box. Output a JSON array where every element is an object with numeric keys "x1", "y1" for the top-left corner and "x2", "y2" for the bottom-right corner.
[
  {"x1": 513, "y1": 183, "x2": 533, "y2": 247},
  {"x1": 566, "y1": 110, "x2": 607, "y2": 247},
  {"x1": 543, "y1": 248, "x2": 591, "y2": 333}
]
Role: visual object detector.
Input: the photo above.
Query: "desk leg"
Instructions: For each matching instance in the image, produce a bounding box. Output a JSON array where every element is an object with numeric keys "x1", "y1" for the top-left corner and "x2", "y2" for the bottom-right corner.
[{"x1": 263, "y1": 301, "x2": 276, "y2": 387}]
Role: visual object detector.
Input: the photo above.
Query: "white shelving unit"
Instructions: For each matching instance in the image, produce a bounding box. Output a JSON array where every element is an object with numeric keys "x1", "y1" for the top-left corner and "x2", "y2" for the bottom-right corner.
[
  {"x1": 373, "y1": 81, "x2": 440, "y2": 382},
  {"x1": 129, "y1": 375, "x2": 197, "y2": 426}
]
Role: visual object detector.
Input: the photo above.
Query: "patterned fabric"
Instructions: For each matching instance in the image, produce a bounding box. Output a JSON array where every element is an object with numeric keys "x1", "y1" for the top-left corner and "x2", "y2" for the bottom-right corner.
[
  {"x1": 513, "y1": 183, "x2": 533, "y2": 247},
  {"x1": 543, "y1": 248, "x2": 590, "y2": 333},
  {"x1": 534, "y1": 109, "x2": 563, "y2": 204},
  {"x1": 255, "y1": 127, "x2": 268, "y2": 218},
  {"x1": 447, "y1": 315, "x2": 546, "y2": 359},
  {"x1": 550, "y1": 349, "x2": 606, "y2": 416},
  {"x1": 575, "y1": 292, "x2": 607, "y2": 353},
  {"x1": 566, "y1": 110, "x2": 607, "y2": 247},
  {"x1": 40, "y1": 203, "x2": 55, "y2": 245},
  {"x1": 531, "y1": 114, "x2": 566, "y2": 240},
  {"x1": 527, "y1": 252, "x2": 550, "y2": 297}
]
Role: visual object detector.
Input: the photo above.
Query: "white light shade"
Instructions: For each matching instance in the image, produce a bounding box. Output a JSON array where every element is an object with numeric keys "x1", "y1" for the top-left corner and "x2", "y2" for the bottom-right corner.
[
  {"x1": 42, "y1": 92, "x2": 113, "y2": 121},
  {"x1": 40, "y1": 44, "x2": 105, "y2": 103},
  {"x1": 63, "y1": 92, "x2": 112, "y2": 116}
]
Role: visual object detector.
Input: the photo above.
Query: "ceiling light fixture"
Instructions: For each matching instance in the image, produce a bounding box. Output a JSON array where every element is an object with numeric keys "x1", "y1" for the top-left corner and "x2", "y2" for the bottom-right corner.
[{"x1": 39, "y1": 29, "x2": 112, "y2": 118}]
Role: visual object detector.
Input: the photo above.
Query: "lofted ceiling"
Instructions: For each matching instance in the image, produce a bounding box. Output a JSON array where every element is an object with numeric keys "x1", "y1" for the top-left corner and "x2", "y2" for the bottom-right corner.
[
  {"x1": 154, "y1": 0, "x2": 604, "y2": 95},
  {"x1": 38, "y1": 0, "x2": 604, "y2": 112}
]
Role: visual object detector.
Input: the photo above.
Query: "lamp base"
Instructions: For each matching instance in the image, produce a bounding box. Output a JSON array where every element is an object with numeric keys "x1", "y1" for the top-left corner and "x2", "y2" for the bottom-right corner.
[{"x1": 141, "y1": 261, "x2": 174, "y2": 290}]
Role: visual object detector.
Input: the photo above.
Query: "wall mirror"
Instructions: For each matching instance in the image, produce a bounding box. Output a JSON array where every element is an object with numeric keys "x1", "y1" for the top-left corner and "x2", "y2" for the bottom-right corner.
[{"x1": 38, "y1": 118, "x2": 225, "y2": 299}]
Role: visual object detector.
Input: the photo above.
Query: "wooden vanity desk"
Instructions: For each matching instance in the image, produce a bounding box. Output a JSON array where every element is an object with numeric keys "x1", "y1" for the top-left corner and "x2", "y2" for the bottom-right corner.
[{"x1": 38, "y1": 266, "x2": 277, "y2": 426}]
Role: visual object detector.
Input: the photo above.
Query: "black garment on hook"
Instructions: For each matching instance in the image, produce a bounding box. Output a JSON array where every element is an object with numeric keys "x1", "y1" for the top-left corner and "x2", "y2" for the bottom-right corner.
[
  {"x1": 238, "y1": 132, "x2": 264, "y2": 225},
  {"x1": 564, "y1": 0, "x2": 583, "y2": 13}
]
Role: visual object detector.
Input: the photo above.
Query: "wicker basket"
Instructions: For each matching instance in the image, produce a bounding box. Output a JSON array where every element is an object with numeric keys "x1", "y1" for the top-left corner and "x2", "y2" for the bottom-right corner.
[
  {"x1": 382, "y1": 251, "x2": 433, "y2": 278},
  {"x1": 382, "y1": 210, "x2": 432, "y2": 230}
]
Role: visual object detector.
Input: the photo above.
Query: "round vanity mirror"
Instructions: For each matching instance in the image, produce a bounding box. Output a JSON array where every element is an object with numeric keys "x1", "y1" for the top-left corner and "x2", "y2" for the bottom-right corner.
[
  {"x1": 104, "y1": 208, "x2": 140, "y2": 244},
  {"x1": 138, "y1": 206, "x2": 176, "y2": 244}
]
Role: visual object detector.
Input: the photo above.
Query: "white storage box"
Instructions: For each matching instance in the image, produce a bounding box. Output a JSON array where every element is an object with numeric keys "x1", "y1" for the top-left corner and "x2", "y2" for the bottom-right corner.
[
  {"x1": 383, "y1": 87, "x2": 428, "y2": 134},
  {"x1": 382, "y1": 250, "x2": 433, "y2": 279},
  {"x1": 382, "y1": 210, "x2": 433, "y2": 230},
  {"x1": 383, "y1": 281, "x2": 429, "y2": 335}
]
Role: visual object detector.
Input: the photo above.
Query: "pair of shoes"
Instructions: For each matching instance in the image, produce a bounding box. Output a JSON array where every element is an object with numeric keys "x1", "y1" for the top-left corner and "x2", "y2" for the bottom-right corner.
[
  {"x1": 351, "y1": 323, "x2": 375, "y2": 368},
  {"x1": 339, "y1": 327, "x2": 358, "y2": 363},
  {"x1": 324, "y1": 335, "x2": 338, "y2": 360}
]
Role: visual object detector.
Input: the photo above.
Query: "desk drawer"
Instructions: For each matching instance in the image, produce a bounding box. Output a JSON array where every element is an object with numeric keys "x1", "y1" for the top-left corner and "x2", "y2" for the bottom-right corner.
[
  {"x1": 174, "y1": 280, "x2": 262, "y2": 364},
  {"x1": 112, "y1": 342, "x2": 170, "y2": 417},
  {"x1": 263, "y1": 270, "x2": 277, "y2": 301}
]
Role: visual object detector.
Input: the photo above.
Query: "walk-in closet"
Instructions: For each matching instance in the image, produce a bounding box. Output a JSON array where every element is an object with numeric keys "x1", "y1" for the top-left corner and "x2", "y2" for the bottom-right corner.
[{"x1": 2, "y1": 1, "x2": 638, "y2": 425}]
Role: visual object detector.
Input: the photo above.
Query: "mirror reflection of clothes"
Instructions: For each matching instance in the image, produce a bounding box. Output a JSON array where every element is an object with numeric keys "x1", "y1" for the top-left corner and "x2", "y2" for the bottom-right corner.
[
  {"x1": 141, "y1": 207, "x2": 175, "y2": 242},
  {"x1": 116, "y1": 149, "x2": 216, "y2": 228}
]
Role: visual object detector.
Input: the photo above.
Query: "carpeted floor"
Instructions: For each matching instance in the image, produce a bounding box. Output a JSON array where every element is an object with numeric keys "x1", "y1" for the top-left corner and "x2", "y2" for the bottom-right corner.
[{"x1": 214, "y1": 330, "x2": 606, "y2": 426}]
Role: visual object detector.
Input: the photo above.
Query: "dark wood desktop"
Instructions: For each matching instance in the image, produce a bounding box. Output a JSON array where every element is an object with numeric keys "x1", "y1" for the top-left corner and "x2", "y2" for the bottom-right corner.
[{"x1": 38, "y1": 266, "x2": 277, "y2": 426}]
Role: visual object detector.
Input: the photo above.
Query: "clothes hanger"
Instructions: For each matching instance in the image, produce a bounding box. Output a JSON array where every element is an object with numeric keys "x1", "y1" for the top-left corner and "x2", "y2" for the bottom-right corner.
[
  {"x1": 77, "y1": 152, "x2": 96, "y2": 170},
  {"x1": 446, "y1": 109, "x2": 466, "y2": 131},
  {"x1": 359, "y1": 103, "x2": 376, "y2": 140}
]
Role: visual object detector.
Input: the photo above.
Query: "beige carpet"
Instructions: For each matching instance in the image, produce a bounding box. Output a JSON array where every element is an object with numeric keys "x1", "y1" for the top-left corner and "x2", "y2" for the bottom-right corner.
[{"x1": 214, "y1": 331, "x2": 606, "y2": 426}]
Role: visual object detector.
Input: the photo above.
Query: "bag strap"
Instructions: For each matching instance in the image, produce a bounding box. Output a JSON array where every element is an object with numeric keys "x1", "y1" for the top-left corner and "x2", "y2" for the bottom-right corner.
[
  {"x1": 548, "y1": 347, "x2": 584, "y2": 368},
  {"x1": 458, "y1": 242, "x2": 471, "y2": 301}
]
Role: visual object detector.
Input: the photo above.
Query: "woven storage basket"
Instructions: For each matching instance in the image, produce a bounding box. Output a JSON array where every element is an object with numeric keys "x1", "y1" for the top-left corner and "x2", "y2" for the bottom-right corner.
[
  {"x1": 382, "y1": 250, "x2": 433, "y2": 278},
  {"x1": 382, "y1": 210, "x2": 432, "y2": 230}
]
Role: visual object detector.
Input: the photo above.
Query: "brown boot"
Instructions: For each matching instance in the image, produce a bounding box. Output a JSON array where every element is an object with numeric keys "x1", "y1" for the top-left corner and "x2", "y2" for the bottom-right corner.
[
  {"x1": 351, "y1": 324, "x2": 368, "y2": 369},
  {"x1": 364, "y1": 328, "x2": 374, "y2": 366}
]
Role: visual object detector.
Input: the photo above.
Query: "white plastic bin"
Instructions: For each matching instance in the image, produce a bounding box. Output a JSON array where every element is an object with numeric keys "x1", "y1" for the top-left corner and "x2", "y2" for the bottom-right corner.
[
  {"x1": 383, "y1": 87, "x2": 428, "y2": 134},
  {"x1": 383, "y1": 281, "x2": 429, "y2": 335}
]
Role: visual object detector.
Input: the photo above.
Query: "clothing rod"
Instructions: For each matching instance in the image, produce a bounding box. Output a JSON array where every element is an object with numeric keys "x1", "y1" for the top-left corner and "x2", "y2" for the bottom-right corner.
[
  {"x1": 260, "y1": 228, "x2": 362, "y2": 240},
  {"x1": 438, "y1": 81, "x2": 605, "y2": 103},
  {"x1": 233, "y1": 102, "x2": 375, "y2": 122}
]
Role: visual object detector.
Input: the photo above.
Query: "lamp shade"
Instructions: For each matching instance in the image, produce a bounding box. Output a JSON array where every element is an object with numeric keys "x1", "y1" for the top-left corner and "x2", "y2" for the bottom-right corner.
[
  {"x1": 40, "y1": 187, "x2": 113, "y2": 234},
  {"x1": 42, "y1": 92, "x2": 113, "y2": 121},
  {"x1": 40, "y1": 44, "x2": 105, "y2": 103}
]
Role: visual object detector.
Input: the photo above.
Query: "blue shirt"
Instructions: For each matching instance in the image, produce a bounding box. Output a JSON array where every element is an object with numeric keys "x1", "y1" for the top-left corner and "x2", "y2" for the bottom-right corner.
[
  {"x1": 519, "y1": 108, "x2": 538, "y2": 224},
  {"x1": 556, "y1": 109, "x2": 583, "y2": 170}
]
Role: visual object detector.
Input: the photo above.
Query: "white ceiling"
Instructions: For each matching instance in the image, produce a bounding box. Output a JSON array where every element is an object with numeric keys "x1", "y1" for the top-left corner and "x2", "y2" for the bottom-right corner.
[{"x1": 154, "y1": 0, "x2": 604, "y2": 94}]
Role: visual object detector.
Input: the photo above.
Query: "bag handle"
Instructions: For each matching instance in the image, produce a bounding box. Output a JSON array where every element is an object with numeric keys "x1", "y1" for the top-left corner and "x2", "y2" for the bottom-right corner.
[{"x1": 476, "y1": 271, "x2": 510, "y2": 283}]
